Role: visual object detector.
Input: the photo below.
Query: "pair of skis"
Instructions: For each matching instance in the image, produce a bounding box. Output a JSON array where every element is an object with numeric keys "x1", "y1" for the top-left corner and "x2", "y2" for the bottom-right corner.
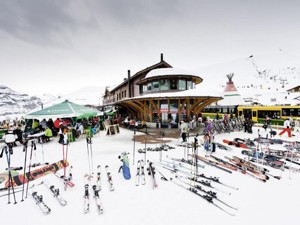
[
  {"x1": 84, "y1": 171, "x2": 103, "y2": 214},
  {"x1": 29, "y1": 181, "x2": 68, "y2": 215},
  {"x1": 135, "y1": 160, "x2": 146, "y2": 186},
  {"x1": 147, "y1": 161, "x2": 158, "y2": 189},
  {"x1": 84, "y1": 165, "x2": 114, "y2": 214}
]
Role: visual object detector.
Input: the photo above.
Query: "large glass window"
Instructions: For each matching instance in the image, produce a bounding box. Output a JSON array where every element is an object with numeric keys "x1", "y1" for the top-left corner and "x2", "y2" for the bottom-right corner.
[
  {"x1": 258, "y1": 110, "x2": 280, "y2": 118},
  {"x1": 153, "y1": 81, "x2": 159, "y2": 91},
  {"x1": 178, "y1": 79, "x2": 186, "y2": 90},
  {"x1": 170, "y1": 79, "x2": 177, "y2": 90},
  {"x1": 187, "y1": 80, "x2": 193, "y2": 90},
  {"x1": 160, "y1": 79, "x2": 169, "y2": 91}
]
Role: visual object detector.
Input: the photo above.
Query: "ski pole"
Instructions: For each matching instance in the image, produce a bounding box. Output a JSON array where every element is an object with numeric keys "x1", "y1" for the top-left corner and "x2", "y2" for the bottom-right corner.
[
  {"x1": 25, "y1": 140, "x2": 35, "y2": 198},
  {"x1": 21, "y1": 141, "x2": 28, "y2": 202},
  {"x1": 133, "y1": 129, "x2": 136, "y2": 165}
]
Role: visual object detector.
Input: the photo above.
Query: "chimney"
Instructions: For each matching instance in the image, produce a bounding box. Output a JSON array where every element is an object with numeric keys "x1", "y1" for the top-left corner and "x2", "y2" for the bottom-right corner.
[
  {"x1": 128, "y1": 70, "x2": 131, "y2": 98},
  {"x1": 161, "y1": 53, "x2": 163, "y2": 62}
]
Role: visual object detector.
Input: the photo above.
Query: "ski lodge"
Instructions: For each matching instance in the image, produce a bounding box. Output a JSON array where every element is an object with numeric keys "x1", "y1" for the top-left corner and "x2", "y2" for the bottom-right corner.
[{"x1": 101, "y1": 54, "x2": 223, "y2": 127}]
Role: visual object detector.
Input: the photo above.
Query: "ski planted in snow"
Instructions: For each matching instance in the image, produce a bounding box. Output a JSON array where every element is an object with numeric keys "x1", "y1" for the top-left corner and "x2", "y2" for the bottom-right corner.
[
  {"x1": 135, "y1": 160, "x2": 141, "y2": 186},
  {"x1": 92, "y1": 172, "x2": 104, "y2": 214},
  {"x1": 147, "y1": 161, "x2": 158, "y2": 189},
  {"x1": 140, "y1": 160, "x2": 146, "y2": 185},
  {"x1": 83, "y1": 173, "x2": 90, "y2": 213},
  {"x1": 105, "y1": 165, "x2": 115, "y2": 191}
]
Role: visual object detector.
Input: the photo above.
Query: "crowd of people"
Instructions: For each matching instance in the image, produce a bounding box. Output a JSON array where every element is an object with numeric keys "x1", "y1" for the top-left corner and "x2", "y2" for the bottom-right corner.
[{"x1": 0, "y1": 116, "x2": 102, "y2": 146}]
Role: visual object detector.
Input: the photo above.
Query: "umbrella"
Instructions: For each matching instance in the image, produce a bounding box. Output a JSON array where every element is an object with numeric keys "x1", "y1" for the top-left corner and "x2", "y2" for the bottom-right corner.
[{"x1": 25, "y1": 100, "x2": 98, "y2": 119}]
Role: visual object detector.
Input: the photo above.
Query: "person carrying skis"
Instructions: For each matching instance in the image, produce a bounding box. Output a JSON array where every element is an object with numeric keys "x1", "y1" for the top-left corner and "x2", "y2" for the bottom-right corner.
[{"x1": 279, "y1": 118, "x2": 292, "y2": 138}]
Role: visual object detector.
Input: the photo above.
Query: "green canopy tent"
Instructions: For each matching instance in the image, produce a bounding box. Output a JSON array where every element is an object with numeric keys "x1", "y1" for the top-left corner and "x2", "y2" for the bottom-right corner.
[{"x1": 25, "y1": 100, "x2": 98, "y2": 120}]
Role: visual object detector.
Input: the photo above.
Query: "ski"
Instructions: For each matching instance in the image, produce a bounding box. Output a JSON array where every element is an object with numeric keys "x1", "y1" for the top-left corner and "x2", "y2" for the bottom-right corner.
[
  {"x1": 140, "y1": 160, "x2": 146, "y2": 185},
  {"x1": 83, "y1": 173, "x2": 90, "y2": 213},
  {"x1": 44, "y1": 182, "x2": 67, "y2": 206},
  {"x1": 170, "y1": 178, "x2": 235, "y2": 216},
  {"x1": 177, "y1": 174, "x2": 231, "y2": 196},
  {"x1": 92, "y1": 173, "x2": 104, "y2": 214},
  {"x1": 29, "y1": 190, "x2": 51, "y2": 215},
  {"x1": 135, "y1": 160, "x2": 141, "y2": 186},
  {"x1": 96, "y1": 165, "x2": 101, "y2": 191},
  {"x1": 105, "y1": 165, "x2": 115, "y2": 191},
  {"x1": 176, "y1": 175, "x2": 237, "y2": 210},
  {"x1": 166, "y1": 157, "x2": 205, "y2": 169},
  {"x1": 54, "y1": 170, "x2": 75, "y2": 191},
  {"x1": 189, "y1": 154, "x2": 233, "y2": 174},
  {"x1": 197, "y1": 173, "x2": 239, "y2": 190},
  {"x1": 285, "y1": 158, "x2": 300, "y2": 166},
  {"x1": 223, "y1": 139, "x2": 248, "y2": 149},
  {"x1": 224, "y1": 156, "x2": 269, "y2": 182},
  {"x1": 147, "y1": 161, "x2": 158, "y2": 189}
]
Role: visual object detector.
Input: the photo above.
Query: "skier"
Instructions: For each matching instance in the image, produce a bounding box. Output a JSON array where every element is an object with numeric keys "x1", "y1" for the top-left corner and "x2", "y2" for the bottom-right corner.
[{"x1": 279, "y1": 118, "x2": 292, "y2": 138}]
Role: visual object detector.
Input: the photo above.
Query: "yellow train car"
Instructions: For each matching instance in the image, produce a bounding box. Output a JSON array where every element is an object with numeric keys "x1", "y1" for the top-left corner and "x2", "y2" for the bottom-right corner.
[
  {"x1": 237, "y1": 105, "x2": 300, "y2": 125},
  {"x1": 201, "y1": 105, "x2": 300, "y2": 125},
  {"x1": 201, "y1": 105, "x2": 238, "y2": 119}
]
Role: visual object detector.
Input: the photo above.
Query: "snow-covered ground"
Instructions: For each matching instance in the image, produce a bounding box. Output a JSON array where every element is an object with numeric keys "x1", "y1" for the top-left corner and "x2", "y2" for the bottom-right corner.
[{"x1": 1, "y1": 127, "x2": 300, "y2": 225}]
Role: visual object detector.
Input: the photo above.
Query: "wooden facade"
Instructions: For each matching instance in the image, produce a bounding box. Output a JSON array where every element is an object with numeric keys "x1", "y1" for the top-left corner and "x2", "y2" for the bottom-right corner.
[{"x1": 101, "y1": 54, "x2": 223, "y2": 123}]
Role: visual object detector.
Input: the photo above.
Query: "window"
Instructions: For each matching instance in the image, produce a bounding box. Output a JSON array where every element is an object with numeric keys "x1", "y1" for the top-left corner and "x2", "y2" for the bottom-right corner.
[
  {"x1": 178, "y1": 79, "x2": 186, "y2": 90},
  {"x1": 282, "y1": 108, "x2": 300, "y2": 117},
  {"x1": 257, "y1": 110, "x2": 280, "y2": 118},
  {"x1": 147, "y1": 83, "x2": 152, "y2": 91},
  {"x1": 153, "y1": 81, "x2": 159, "y2": 91},
  {"x1": 160, "y1": 79, "x2": 169, "y2": 91},
  {"x1": 143, "y1": 85, "x2": 147, "y2": 93},
  {"x1": 187, "y1": 80, "x2": 193, "y2": 90},
  {"x1": 170, "y1": 79, "x2": 177, "y2": 90}
]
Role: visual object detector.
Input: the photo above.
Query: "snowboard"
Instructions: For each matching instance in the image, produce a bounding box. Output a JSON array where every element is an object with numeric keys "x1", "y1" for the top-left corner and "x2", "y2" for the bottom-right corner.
[{"x1": 0, "y1": 160, "x2": 69, "y2": 188}]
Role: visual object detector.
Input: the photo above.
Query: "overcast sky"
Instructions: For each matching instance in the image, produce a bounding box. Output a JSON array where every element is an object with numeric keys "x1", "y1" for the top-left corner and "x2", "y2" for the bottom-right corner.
[{"x1": 1, "y1": 0, "x2": 300, "y2": 96}]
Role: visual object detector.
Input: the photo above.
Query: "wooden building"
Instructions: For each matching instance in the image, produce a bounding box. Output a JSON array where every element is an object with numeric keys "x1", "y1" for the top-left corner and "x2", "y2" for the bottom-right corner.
[{"x1": 101, "y1": 54, "x2": 223, "y2": 126}]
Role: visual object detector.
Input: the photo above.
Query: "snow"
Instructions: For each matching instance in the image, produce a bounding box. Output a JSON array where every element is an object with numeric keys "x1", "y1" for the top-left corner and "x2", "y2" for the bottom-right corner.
[
  {"x1": 145, "y1": 68, "x2": 199, "y2": 78},
  {"x1": 1, "y1": 126, "x2": 300, "y2": 225}
]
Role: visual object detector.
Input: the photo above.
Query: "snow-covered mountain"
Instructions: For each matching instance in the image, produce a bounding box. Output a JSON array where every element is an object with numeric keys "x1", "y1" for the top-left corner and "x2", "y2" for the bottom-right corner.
[
  {"x1": 195, "y1": 49, "x2": 300, "y2": 105},
  {"x1": 0, "y1": 85, "x2": 106, "y2": 121},
  {"x1": 0, "y1": 85, "x2": 58, "y2": 120}
]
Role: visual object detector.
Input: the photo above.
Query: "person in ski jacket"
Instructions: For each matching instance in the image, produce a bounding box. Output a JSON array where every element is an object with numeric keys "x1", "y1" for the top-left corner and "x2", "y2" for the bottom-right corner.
[
  {"x1": 205, "y1": 120, "x2": 213, "y2": 135},
  {"x1": 41, "y1": 126, "x2": 53, "y2": 143},
  {"x1": 279, "y1": 118, "x2": 292, "y2": 137},
  {"x1": 294, "y1": 119, "x2": 300, "y2": 134},
  {"x1": 264, "y1": 116, "x2": 272, "y2": 131},
  {"x1": 180, "y1": 121, "x2": 188, "y2": 142},
  {"x1": 203, "y1": 133, "x2": 210, "y2": 156}
]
